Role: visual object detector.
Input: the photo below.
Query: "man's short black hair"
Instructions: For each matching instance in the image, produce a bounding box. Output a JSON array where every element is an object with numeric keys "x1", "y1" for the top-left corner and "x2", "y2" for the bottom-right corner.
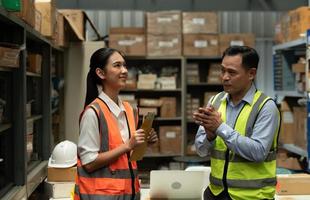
[{"x1": 222, "y1": 46, "x2": 259, "y2": 70}]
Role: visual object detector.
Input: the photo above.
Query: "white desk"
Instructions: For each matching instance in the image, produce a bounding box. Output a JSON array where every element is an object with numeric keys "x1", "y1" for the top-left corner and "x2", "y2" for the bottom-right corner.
[
  {"x1": 275, "y1": 195, "x2": 310, "y2": 200},
  {"x1": 141, "y1": 189, "x2": 310, "y2": 200},
  {"x1": 140, "y1": 188, "x2": 150, "y2": 200}
]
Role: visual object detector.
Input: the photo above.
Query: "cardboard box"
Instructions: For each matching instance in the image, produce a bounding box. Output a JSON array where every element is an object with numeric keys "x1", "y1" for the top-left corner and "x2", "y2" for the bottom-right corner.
[
  {"x1": 47, "y1": 167, "x2": 77, "y2": 182},
  {"x1": 44, "y1": 179, "x2": 75, "y2": 198},
  {"x1": 139, "y1": 99, "x2": 162, "y2": 107},
  {"x1": 138, "y1": 107, "x2": 158, "y2": 116},
  {"x1": 276, "y1": 150, "x2": 302, "y2": 170},
  {"x1": 27, "y1": 53, "x2": 42, "y2": 73},
  {"x1": 34, "y1": 9, "x2": 42, "y2": 32},
  {"x1": 125, "y1": 79, "x2": 137, "y2": 89},
  {"x1": 292, "y1": 63, "x2": 306, "y2": 73},
  {"x1": 186, "y1": 63, "x2": 200, "y2": 83},
  {"x1": 59, "y1": 9, "x2": 85, "y2": 41},
  {"x1": 293, "y1": 106, "x2": 307, "y2": 150},
  {"x1": 279, "y1": 97, "x2": 297, "y2": 144},
  {"x1": 35, "y1": 0, "x2": 56, "y2": 37},
  {"x1": 160, "y1": 97, "x2": 177, "y2": 118},
  {"x1": 182, "y1": 12, "x2": 218, "y2": 34},
  {"x1": 147, "y1": 34, "x2": 182, "y2": 57},
  {"x1": 276, "y1": 174, "x2": 310, "y2": 195},
  {"x1": 219, "y1": 33, "x2": 255, "y2": 55},
  {"x1": 207, "y1": 63, "x2": 221, "y2": 84},
  {"x1": 137, "y1": 74, "x2": 157, "y2": 89},
  {"x1": 281, "y1": 14, "x2": 291, "y2": 43},
  {"x1": 147, "y1": 11, "x2": 181, "y2": 34},
  {"x1": 159, "y1": 126, "x2": 181, "y2": 154},
  {"x1": 183, "y1": 34, "x2": 219, "y2": 57},
  {"x1": 14, "y1": 0, "x2": 35, "y2": 27},
  {"x1": 157, "y1": 76, "x2": 176, "y2": 89},
  {"x1": 54, "y1": 11, "x2": 68, "y2": 47},
  {"x1": 288, "y1": 7, "x2": 310, "y2": 41},
  {"x1": 0, "y1": 46, "x2": 20, "y2": 68},
  {"x1": 109, "y1": 28, "x2": 146, "y2": 56}
]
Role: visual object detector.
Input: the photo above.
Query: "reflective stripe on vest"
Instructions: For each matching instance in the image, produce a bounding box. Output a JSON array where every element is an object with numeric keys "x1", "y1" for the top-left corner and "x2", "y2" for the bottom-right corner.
[
  {"x1": 75, "y1": 98, "x2": 140, "y2": 199},
  {"x1": 75, "y1": 185, "x2": 140, "y2": 200},
  {"x1": 78, "y1": 194, "x2": 136, "y2": 200},
  {"x1": 77, "y1": 166, "x2": 138, "y2": 178},
  {"x1": 210, "y1": 176, "x2": 276, "y2": 189},
  {"x1": 91, "y1": 102, "x2": 109, "y2": 152},
  {"x1": 212, "y1": 92, "x2": 226, "y2": 110},
  {"x1": 244, "y1": 92, "x2": 267, "y2": 137},
  {"x1": 210, "y1": 149, "x2": 276, "y2": 162}
]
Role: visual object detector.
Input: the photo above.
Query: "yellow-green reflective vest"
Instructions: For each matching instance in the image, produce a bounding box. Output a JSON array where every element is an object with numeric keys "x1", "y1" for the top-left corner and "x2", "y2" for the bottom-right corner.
[{"x1": 209, "y1": 90, "x2": 280, "y2": 200}]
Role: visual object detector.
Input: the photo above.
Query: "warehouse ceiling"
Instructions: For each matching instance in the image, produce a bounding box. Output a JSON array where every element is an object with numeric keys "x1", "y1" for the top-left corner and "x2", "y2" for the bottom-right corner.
[{"x1": 56, "y1": 0, "x2": 308, "y2": 11}]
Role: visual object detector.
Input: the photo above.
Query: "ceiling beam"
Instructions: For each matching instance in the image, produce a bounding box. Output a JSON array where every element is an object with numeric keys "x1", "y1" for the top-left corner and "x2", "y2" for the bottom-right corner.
[{"x1": 56, "y1": 0, "x2": 307, "y2": 11}]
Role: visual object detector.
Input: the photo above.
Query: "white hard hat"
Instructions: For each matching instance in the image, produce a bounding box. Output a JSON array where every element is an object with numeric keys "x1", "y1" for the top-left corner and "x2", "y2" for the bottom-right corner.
[{"x1": 48, "y1": 140, "x2": 77, "y2": 168}]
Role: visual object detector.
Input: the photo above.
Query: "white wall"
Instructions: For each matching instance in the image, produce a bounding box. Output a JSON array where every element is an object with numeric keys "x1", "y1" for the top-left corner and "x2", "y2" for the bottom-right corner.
[{"x1": 64, "y1": 42, "x2": 105, "y2": 143}]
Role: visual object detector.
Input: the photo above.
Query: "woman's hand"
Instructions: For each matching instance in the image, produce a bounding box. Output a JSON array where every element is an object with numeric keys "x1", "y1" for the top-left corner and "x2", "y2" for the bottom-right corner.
[
  {"x1": 125, "y1": 129, "x2": 145, "y2": 150},
  {"x1": 147, "y1": 128, "x2": 158, "y2": 145}
]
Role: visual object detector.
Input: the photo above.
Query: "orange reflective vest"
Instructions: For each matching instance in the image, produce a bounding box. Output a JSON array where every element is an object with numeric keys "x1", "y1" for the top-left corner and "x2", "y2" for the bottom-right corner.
[{"x1": 74, "y1": 98, "x2": 140, "y2": 200}]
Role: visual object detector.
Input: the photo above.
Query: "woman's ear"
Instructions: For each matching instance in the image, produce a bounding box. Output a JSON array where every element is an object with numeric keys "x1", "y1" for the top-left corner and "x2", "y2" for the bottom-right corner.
[{"x1": 95, "y1": 68, "x2": 105, "y2": 80}]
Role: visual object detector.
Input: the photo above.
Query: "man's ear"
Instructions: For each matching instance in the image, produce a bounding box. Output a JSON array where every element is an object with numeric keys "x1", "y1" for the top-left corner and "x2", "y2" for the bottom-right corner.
[
  {"x1": 248, "y1": 68, "x2": 256, "y2": 81},
  {"x1": 95, "y1": 68, "x2": 105, "y2": 80}
]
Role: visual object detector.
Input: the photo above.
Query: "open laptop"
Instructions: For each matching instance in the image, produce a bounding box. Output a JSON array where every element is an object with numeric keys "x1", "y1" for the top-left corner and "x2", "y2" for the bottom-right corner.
[{"x1": 149, "y1": 170, "x2": 205, "y2": 199}]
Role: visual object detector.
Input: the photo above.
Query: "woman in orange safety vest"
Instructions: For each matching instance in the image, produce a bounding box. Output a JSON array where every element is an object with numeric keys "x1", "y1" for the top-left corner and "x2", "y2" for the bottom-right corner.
[{"x1": 74, "y1": 48, "x2": 158, "y2": 200}]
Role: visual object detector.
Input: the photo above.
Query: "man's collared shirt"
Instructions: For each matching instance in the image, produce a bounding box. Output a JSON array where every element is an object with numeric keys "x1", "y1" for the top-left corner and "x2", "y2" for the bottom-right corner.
[{"x1": 195, "y1": 84, "x2": 280, "y2": 162}]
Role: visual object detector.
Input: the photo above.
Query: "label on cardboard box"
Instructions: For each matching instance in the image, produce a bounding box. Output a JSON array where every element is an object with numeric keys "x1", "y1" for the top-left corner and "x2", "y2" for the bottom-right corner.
[
  {"x1": 135, "y1": 37, "x2": 143, "y2": 42},
  {"x1": 192, "y1": 18, "x2": 205, "y2": 25},
  {"x1": 283, "y1": 111, "x2": 293, "y2": 123},
  {"x1": 0, "y1": 46, "x2": 20, "y2": 68},
  {"x1": 194, "y1": 40, "x2": 208, "y2": 48},
  {"x1": 210, "y1": 39, "x2": 218, "y2": 46},
  {"x1": 230, "y1": 40, "x2": 244, "y2": 46},
  {"x1": 159, "y1": 41, "x2": 174, "y2": 48},
  {"x1": 166, "y1": 131, "x2": 176, "y2": 138},
  {"x1": 157, "y1": 17, "x2": 172, "y2": 23},
  {"x1": 118, "y1": 40, "x2": 136, "y2": 46}
]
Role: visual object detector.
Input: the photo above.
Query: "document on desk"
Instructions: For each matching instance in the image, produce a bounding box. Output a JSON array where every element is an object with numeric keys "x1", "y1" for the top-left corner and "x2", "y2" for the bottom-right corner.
[{"x1": 129, "y1": 112, "x2": 155, "y2": 161}]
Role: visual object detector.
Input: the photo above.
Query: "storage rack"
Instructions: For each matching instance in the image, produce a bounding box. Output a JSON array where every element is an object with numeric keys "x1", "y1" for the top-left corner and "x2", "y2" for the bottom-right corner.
[
  {"x1": 122, "y1": 56, "x2": 222, "y2": 174},
  {"x1": 273, "y1": 37, "x2": 310, "y2": 172},
  {"x1": 0, "y1": 7, "x2": 64, "y2": 199}
]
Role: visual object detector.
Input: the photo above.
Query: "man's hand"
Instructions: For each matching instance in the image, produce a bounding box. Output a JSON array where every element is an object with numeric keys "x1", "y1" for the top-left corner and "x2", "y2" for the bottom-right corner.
[{"x1": 193, "y1": 105, "x2": 223, "y2": 140}]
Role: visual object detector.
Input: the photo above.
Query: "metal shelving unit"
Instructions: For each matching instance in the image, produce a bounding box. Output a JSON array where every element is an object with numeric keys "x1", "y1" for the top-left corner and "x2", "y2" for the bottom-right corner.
[
  {"x1": 273, "y1": 36, "x2": 310, "y2": 172},
  {"x1": 0, "y1": 6, "x2": 64, "y2": 199},
  {"x1": 185, "y1": 57, "x2": 222, "y2": 158},
  {"x1": 306, "y1": 29, "x2": 310, "y2": 172},
  {"x1": 273, "y1": 37, "x2": 307, "y2": 52}
]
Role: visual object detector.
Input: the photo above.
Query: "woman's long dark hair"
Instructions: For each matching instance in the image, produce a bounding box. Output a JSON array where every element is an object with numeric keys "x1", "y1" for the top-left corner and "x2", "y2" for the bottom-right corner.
[{"x1": 84, "y1": 48, "x2": 121, "y2": 107}]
